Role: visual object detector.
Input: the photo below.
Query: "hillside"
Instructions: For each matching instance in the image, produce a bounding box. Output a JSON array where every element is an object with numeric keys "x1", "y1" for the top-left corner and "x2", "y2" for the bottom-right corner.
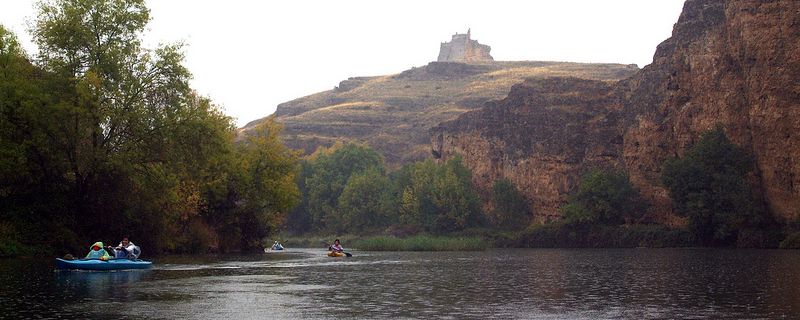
[{"x1": 242, "y1": 61, "x2": 639, "y2": 165}]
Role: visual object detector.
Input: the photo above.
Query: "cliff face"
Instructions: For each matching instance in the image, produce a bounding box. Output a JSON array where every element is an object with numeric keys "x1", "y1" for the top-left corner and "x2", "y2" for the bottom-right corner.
[
  {"x1": 432, "y1": 77, "x2": 625, "y2": 222},
  {"x1": 432, "y1": 0, "x2": 800, "y2": 222}
]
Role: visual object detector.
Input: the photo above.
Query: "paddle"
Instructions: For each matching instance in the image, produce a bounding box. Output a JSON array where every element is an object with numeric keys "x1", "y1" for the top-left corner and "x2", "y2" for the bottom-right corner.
[{"x1": 321, "y1": 240, "x2": 352, "y2": 257}]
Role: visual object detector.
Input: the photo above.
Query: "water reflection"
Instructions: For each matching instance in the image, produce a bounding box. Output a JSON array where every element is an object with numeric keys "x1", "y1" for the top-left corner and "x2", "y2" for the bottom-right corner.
[
  {"x1": 1, "y1": 249, "x2": 799, "y2": 319},
  {"x1": 55, "y1": 269, "x2": 146, "y2": 295}
]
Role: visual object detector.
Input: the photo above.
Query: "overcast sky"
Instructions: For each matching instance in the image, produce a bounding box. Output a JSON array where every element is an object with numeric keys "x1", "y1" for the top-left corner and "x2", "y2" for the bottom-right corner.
[{"x1": 2, "y1": 0, "x2": 686, "y2": 127}]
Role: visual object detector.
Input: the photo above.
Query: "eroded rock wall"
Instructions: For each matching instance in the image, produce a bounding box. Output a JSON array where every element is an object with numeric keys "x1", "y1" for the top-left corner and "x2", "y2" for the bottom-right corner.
[{"x1": 432, "y1": 77, "x2": 625, "y2": 222}]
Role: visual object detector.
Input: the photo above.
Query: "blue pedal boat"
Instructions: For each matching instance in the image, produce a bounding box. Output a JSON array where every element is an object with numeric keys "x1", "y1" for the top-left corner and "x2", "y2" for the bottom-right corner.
[{"x1": 55, "y1": 258, "x2": 153, "y2": 270}]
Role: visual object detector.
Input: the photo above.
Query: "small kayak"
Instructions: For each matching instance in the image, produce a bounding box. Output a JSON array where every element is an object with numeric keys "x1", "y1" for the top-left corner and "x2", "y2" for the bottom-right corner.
[
  {"x1": 327, "y1": 251, "x2": 352, "y2": 257},
  {"x1": 55, "y1": 258, "x2": 153, "y2": 270}
]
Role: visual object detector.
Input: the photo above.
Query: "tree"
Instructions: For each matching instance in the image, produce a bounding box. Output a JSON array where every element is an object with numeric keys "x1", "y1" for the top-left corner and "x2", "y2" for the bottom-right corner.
[
  {"x1": 1, "y1": 1, "x2": 301, "y2": 255},
  {"x1": 490, "y1": 178, "x2": 531, "y2": 230},
  {"x1": 562, "y1": 168, "x2": 646, "y2": 226},
  {"x1": 662, "y1": 127, "x2": 769, "y2": 246},
  {"x1": 305, "y1": 142, "x2": 384, "y2": 231},
  {"x1": 227, "y1": 118, "x2": 299, "y2": 250},
  {"x1": 335, "y1": 167, "x2": 393, "y2": 233},
  {"x1": 398, "y1": 157, "x2": 483, "y2": 233},
  {"x1": 27, "y1": 0, "x2": 199, "y2": 246},
  {"x1": 285, "y1": 160, "x2": 314, "y2": 234}
]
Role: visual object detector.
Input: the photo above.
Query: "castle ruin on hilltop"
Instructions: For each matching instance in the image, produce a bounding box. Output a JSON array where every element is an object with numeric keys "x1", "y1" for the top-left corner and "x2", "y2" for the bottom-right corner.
[{"x1": 437, "y1": 29, "x2": 493, "y2": 62}]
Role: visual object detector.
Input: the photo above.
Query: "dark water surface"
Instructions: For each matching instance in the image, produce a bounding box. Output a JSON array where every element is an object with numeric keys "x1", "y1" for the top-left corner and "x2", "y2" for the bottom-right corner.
[{"x1": 1, "y1": 249, "x2": 799, "y2": 319}]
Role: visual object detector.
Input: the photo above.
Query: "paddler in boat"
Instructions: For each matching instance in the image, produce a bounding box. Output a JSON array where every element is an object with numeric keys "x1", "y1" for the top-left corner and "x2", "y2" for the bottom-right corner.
[
  {"x1": 109, "y1": 236, "x2": 140, "y2": 259},
  {"x1": 85, "y1": 241, "x2": 111, "y2": 260},
  {"x1": 329, "y1": 239, "x2": 344, "y2": 254}
]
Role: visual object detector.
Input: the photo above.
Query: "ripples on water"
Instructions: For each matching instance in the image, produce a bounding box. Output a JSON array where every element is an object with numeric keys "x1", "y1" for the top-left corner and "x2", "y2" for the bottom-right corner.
[{"x1": 1, "y1": 248, "x2": 799, "y2": 319}]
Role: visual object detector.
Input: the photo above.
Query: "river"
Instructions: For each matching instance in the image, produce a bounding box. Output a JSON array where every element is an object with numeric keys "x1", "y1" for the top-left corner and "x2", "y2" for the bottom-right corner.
[{"x1": 1, "y1": 248, "x2": 799, "y2": 319}]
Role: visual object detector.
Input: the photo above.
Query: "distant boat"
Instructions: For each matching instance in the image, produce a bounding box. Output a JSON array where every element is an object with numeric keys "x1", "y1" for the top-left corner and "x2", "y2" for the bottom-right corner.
[{"x1": 265, "y1": 241, "x2": 284, "y2": 252}]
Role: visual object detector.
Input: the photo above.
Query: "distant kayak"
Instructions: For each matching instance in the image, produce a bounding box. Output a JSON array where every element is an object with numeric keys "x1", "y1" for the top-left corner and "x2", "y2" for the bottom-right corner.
[{"x1": 55, "y1": 258, "x2": 152, "y2": 270}]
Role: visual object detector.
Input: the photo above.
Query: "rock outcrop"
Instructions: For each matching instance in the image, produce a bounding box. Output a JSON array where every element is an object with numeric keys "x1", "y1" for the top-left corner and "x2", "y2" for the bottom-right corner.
[{"x1": 432, "y1": 0, "x2": 800, "y2": 223}]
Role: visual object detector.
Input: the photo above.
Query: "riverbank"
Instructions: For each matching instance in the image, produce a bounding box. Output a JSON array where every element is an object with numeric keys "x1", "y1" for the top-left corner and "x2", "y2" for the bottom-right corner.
[
  {"x1": 503, "y1": 224, "x2": 697, "y2": 248},
  {"x1": 278, "y1": 224, "x2": 754, "y2": 251},
  {"x1": 276, "y1": 224, "x2": 696, "y2": 251},
  {"x1": 274, "y1": 234, "x2": 487, "y2": 251}
]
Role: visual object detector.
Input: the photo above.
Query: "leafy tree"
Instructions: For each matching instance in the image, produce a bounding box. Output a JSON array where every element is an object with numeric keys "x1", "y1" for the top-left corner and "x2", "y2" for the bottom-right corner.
[
  {"x1": 662, "y1": 127, "x2": 769, "y2": 246},
  {"x1": 0, "y1": 24, "x2": 89, "y2": 252},
  {"x1": 398, "y1": 157, "x2": 483, "y2": 233},
  {"x1": 335, "y1": 167, "x2": 393, "y2": 233},
  {"x1": 562, "y1": 168, "x2": 646, "y2": 226},
  {"x1": 305, "y1": 142, "x2": 383, "y2": 231},
  {"x1": 26, "y1": 0, "x2": 200, "y2": 247},
  {"x1": 0, "y1": 1, "x2": 301, "y2": 255},
  {"x1": 490, "y1": 178, "x2": 531, "y2": 230},
  {"x1": 227, "y1": 118, "x2": 300, "y2": 250},
  {"x1": 285, "y1": 160, "x2": 314, "y2": 234}
]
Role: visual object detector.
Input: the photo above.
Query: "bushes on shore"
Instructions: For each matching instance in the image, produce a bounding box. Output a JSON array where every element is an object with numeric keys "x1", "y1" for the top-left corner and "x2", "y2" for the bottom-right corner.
[
  {"x1": 511, "y1": 223, "x2": 694, "y2": 248},
  {"x1": 662, "y1": 127, "x2": 776, "y2": 247},
  {"x1": 352, "y1": 235, "x2": 488, "y2": 251}
]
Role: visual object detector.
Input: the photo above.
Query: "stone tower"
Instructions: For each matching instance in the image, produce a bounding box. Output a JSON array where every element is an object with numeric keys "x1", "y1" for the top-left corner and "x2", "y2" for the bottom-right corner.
[{"x1": 437, "y1": 29, "x2": 494, "y2": 62}]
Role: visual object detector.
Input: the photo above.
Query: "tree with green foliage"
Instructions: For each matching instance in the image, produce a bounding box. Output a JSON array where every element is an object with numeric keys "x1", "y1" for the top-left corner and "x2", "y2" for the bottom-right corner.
[
  {"x1": 226, "y1": 118, "x2": 299, "y2": 250},
  {"x1": 285, "y1": 160, "x2": 314, "y2": 234},
  {"x1": 305, "y1": 142, "x2": 384, "y2": 231},
  {"x1": 0, "y1": 0, "x2": 301, "y2": 255},
  {"x1": 335, "y1": 167, "x2": 393, "y2": 233},
  {"x1": 0, "y1": 25, "x2": 52, "y2": 255},
  {"x1": 490, "y1": 178, "x2": 531, "y2": 230},
  {"x1": 662, "y1": 127, "x2": 771, "y2": 246},
  {"x1": 562, "y1": 168, "x2": 646, "y2": 226},
  {"x1": 26, "y1": 0, "x2": 203, "y2": 250},
  {"x1": 398, "y1": 157, "x2": 483, "y2": 233}
]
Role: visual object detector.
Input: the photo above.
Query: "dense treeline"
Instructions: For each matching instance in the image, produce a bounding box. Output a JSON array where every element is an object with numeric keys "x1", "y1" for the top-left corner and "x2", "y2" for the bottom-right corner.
[
  {"x1": 0, "y1": 0, "x2": 298, "y2": 256},
  {"x1": 286, "y1": 142, "x2": 489, "y2": 235},
  {"x1": 286, "y1": 128, "x2": 795, "y2": 249}
]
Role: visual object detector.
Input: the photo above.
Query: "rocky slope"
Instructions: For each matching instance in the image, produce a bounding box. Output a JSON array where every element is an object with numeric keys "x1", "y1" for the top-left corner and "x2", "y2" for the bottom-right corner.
[
  {"x1": 432, "y1": 0, "x2": 800, "y2": 223},
  {"x1": 243, "y1": 61, "x2": 639, "y2": 166}
]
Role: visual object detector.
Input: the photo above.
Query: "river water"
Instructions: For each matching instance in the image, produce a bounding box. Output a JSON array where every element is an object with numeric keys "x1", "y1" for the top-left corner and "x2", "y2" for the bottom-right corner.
[{"x1": 1, "y1": 248, "x2": 799, "y2": 319}]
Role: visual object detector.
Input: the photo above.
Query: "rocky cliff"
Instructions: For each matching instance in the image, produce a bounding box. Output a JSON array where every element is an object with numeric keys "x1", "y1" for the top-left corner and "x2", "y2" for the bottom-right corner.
[
  {"x1": 244, "y1": 61, "x2": 638, "y2": 167},
  {"x1": 432, "y1": 77, "x2": 625, "y2": 221},
  {"x1": 432, "y1": 0, "x2": 800, "y2": 223}
]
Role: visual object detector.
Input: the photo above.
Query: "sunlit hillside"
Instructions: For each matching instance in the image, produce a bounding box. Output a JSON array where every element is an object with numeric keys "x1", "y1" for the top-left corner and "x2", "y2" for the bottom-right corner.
[{"x1": 243, "y1": 61, "x2": 639, "y2": 166}]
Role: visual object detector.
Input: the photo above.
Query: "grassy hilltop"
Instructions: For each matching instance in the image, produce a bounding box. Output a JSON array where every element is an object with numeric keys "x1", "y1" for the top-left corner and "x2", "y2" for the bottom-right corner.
[{"x1": 243, "y1": 61, "x2": 639, "y2": 166}]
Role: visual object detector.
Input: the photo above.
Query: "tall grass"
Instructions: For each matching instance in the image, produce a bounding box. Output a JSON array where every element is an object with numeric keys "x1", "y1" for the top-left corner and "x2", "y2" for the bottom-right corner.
[
  {"x1": 352, "y1": 235, "x2": 488, "y2": 251},
  {"x1": 780, "y1": 232, "x2": 800, "y2": 249},
  {"x1": 273, "y1": 234, "x2": 363, "y2": 249},
  {"x1": 513, "y1": 223, "x2": 696, "y2": 248}
]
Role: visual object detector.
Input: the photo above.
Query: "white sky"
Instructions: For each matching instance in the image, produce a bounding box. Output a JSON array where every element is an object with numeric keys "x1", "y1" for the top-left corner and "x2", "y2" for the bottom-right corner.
[{"x1": 2, "y1": 0, "x2": 686, "y2": 127}]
